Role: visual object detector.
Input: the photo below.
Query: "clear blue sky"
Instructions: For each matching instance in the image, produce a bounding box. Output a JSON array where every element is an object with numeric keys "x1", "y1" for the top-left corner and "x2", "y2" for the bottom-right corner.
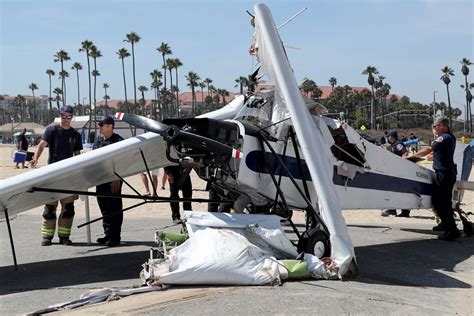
[{"x1": 1, "y1": 0, "x2": 472, "y2": 113}]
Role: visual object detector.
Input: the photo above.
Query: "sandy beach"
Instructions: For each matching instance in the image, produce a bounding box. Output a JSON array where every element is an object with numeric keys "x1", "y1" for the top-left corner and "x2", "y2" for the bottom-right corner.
[{"x1": 0, "y1": 143, "x2": 472, "y2": 315}]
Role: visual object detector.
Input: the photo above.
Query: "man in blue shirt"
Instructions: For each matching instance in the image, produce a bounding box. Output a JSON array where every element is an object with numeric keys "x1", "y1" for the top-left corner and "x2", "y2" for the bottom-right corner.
[{"x1": 407, "y1": 116, "x2": 461, "y2": 241}]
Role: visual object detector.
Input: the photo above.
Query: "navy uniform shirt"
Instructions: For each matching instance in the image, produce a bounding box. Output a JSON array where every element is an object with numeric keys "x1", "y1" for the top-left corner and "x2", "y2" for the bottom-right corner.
[
  {"x1": 43, "y1": 125, "x2": 83, "y2": 164},
  {"x1": 93, "y1": 133, "x2": 124, "y2": 149},
  {"x1": 390, "y1": 139, "x2": 407, "y2": 157},
  {"x1": 431, "y1": 132, "x2": 456, "y2": 172}
]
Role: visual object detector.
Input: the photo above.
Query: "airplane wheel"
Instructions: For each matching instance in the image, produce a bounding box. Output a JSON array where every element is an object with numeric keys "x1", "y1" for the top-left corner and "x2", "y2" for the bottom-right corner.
[{"x1": 305, "y1": 228, "x2": 330, "y2": 258}]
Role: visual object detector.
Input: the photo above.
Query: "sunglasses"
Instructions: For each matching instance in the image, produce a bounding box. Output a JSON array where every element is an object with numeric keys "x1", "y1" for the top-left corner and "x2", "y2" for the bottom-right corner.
[
  {"x1": 432, "y1": 124, "x2": 441, "y2": 128},
  {"x1": 61, "y1": 115, "x2": 72, "y2": 120}
]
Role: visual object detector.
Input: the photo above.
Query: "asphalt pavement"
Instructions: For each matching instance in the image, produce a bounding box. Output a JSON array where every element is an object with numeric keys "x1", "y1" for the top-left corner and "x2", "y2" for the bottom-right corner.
[{"x1": 0, "y1": 209, "x2": 473, "y2": 315}]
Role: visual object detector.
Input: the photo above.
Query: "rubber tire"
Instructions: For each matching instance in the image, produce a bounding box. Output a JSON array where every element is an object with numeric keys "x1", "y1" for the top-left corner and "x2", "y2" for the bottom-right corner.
[{"x1": 305, "y1": 228, "x2": 331, "y2": 258}]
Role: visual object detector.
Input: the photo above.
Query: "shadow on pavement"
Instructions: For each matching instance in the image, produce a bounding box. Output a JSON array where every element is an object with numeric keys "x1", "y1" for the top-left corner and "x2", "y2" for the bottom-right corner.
[
  {"x1": 1, "y1": 235, "x2": 472, "y2": 296},
  {"x1": 0, "y1": 250, "x2": 148, "y2": 296},
  {"x1": 354, "y1": 237, "x2": 473, "y2": 288}
]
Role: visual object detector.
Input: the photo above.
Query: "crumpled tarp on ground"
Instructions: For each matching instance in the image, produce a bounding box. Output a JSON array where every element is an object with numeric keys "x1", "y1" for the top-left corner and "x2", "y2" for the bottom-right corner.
[{"x1": 143, "y1": 211, "x2": 339, "y2": 286}]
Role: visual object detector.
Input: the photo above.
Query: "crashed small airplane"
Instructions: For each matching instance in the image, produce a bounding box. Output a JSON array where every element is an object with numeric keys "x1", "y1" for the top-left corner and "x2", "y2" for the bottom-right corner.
[{"x1": 1, "y1": 3, "x2": 473, "y2": 279}]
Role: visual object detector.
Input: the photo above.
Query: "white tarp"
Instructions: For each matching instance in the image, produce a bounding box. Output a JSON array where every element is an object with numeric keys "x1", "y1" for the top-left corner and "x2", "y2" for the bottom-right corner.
[{"x1": 143, "y1": 212, "x2": 338, "y2": 285}]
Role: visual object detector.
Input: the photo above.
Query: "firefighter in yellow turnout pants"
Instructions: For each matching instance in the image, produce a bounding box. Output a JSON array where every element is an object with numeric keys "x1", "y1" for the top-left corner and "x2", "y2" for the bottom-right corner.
[{"x1": 29, "y1": 106, "x2": 83, "y2": 246}]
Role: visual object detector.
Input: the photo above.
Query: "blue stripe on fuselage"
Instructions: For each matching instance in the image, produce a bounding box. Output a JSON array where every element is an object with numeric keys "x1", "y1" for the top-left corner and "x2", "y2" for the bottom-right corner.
[{"x1": 245, "y1": 150, "x2": 432, "y2": 196}]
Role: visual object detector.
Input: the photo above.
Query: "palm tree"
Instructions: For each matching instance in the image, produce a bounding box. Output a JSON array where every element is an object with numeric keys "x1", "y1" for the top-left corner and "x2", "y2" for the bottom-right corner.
[
  {"x1": 362, "y1": 66, "x2": 379, "y2": 129},
  {"x1": 116, "y1": 48, "x2": 130, "y2": 109},
  {"x1": 199, "y1": 82, "x2": 206, "y2": 109},
  {"x1": 90, "y1": 45, "x2": 102, "y2": 136},
  {"x1": 460, "y1": 58, "x2": 472, "y2": 132},
  {"x1": 300, "y1": 78, "x2": 316, "y2": 97},
  {"x1": 28, "y1": 83, "x2": 38, "y2": 122},
  {"x1": 204, "y1": 78, "x2": 213, "y2": 97},
  {"x1": 329, "y1": 77, "x2": 337, "y2": 92},
  {"x1": 13, "y1": 95, "x2": 26, "y2": 122},
  {"x1": 103, "y1": 83, "x2": 110, "y2": 113},
  {"x1": 185, "y1": 71, "x2": 200, "y2": 116},
  {"x1": 381, "y1": 82, "x2": 391, "y2": 130},
  {"x1": 46, "y1": 69, "x2": 55, "y2": 123},
  {"x1": 150, "y1": 70, "x2": 162, "y2": 119},
  {"x1": 441, "y1": 66, "x2": 455, "y2": 126},
  {"x1": 217, "y1": 89, "x2": 230, "y2": 107},
  {"x1": 71, "y1": 62, "x2": 82, "y2": 108},
  {"x1": 124, "y1": 32, "x2": 141, "y2": 113},
  {"x1": 58, "y1": 71, "x2": 69, "y2": 107},
  {"x1": 53, "y1": 87, "x2": 63, "y2": 109},
  {"x1": 137, "y1": 85, "x2": 148, "y2": 115},
  {"x1": 234, "y1": 76, "x2": 249, "y2": 95},
  {"x1": 157, "y1": 43, "x2": 172, "y2": 89},
  {"x1": 166, "y1": 58, "x2": 175, "y2": 114},
  {"x1": 54, "y1": 50, "x2": 70, "y2": 106},
  {"x1": 173, "y1": 58, "x2": 183, "y2": 116},
  {"x1": 80, "y1": 40, "x2": 94, "y2": 138}
]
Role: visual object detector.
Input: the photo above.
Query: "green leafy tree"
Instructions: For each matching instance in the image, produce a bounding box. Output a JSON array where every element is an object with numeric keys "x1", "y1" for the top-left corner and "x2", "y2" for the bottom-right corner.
[{"x1": 173, "y1": 58, "x2": 183, "y2": 117}]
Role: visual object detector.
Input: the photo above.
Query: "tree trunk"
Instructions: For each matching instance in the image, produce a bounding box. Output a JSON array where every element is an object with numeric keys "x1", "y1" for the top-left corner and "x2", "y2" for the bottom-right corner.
[
  {"x1": 131, "y1": 43, "x2": 137, "y2": 114},
  {"x1": 446, "y1": 84, "x2": 452, "y2": 127},
  {"x1": 76, "y1": 69, "x2": 80, "y2": 108},
  {"x1": 87, "y1": 54, "x2": 92, "y2": 142},
  {"x1": 49, "y1": 75, "x2": 53, "y2": 123},
  {"x1": 370, "y1": 85, "x2": 375, "y2": 130}
]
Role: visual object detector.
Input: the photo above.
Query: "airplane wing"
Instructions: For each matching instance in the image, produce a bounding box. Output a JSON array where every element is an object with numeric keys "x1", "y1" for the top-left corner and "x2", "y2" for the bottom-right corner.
[
  {"x1": 0, "y1": 132, "x2": 172, "y2": 218},
  {"x1": 253, "y1": 4, "x2": 354, "y2": 275}
]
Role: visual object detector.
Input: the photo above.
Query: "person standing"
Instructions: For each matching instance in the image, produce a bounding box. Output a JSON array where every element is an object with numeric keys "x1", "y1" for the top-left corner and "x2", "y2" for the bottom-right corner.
[
  {"x1": 29, "y1": 106, "x2": 83, "y2": 246},
  {"x1": 381, "y1": 130, "x2": 411, "y2": 218},
  {"x1": 93, "y1": 116, "x2": 124, "y2": 247},
  {"x1": 15, "y1": 128, "x2": 28, "y2": 169},
  {"x1": 140, "y1": 169, "x2": 159, "y2": 196},
  {"x1": 406, "y1": 116, "x2": 461, "y2": 241},
  {"x1": 164, "y1": 166, "x2": 192, "y2": 223}
]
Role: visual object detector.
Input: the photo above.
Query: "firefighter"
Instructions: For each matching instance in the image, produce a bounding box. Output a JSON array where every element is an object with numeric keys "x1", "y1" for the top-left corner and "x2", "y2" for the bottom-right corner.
[{"x1": 29, "y1": 106, "x2": 83, "y2": 246}]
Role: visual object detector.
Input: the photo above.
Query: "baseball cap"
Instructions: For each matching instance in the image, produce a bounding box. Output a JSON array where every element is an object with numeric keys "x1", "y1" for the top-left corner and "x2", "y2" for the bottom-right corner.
[
  {"x1": 433, "y1": 116, "x2": 449, "y2": 126},
  {"x1": 387, "y1": 129, "x2": 398, "y2": 138},
  {"x1": 98, "y1": 116, "x2": 115, "y2": 126},
  {"x1": 60, "y1": 105, "x2": 74, "y2": 116}
]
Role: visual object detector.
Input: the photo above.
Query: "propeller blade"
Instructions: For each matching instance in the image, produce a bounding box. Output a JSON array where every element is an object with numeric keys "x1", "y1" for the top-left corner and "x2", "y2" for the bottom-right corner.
[
  {"x1": 115, "y1": 112, "x2": 174, "y2": 138},
  {"x1": 115, "y1": 112, "x2": 242, "y2": 159}
]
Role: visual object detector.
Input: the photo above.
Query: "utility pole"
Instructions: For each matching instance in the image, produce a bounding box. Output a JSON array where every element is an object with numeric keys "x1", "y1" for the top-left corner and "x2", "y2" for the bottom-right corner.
[{"x1": 432, "y1": 91, "x2": 437, "y2": 119}]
